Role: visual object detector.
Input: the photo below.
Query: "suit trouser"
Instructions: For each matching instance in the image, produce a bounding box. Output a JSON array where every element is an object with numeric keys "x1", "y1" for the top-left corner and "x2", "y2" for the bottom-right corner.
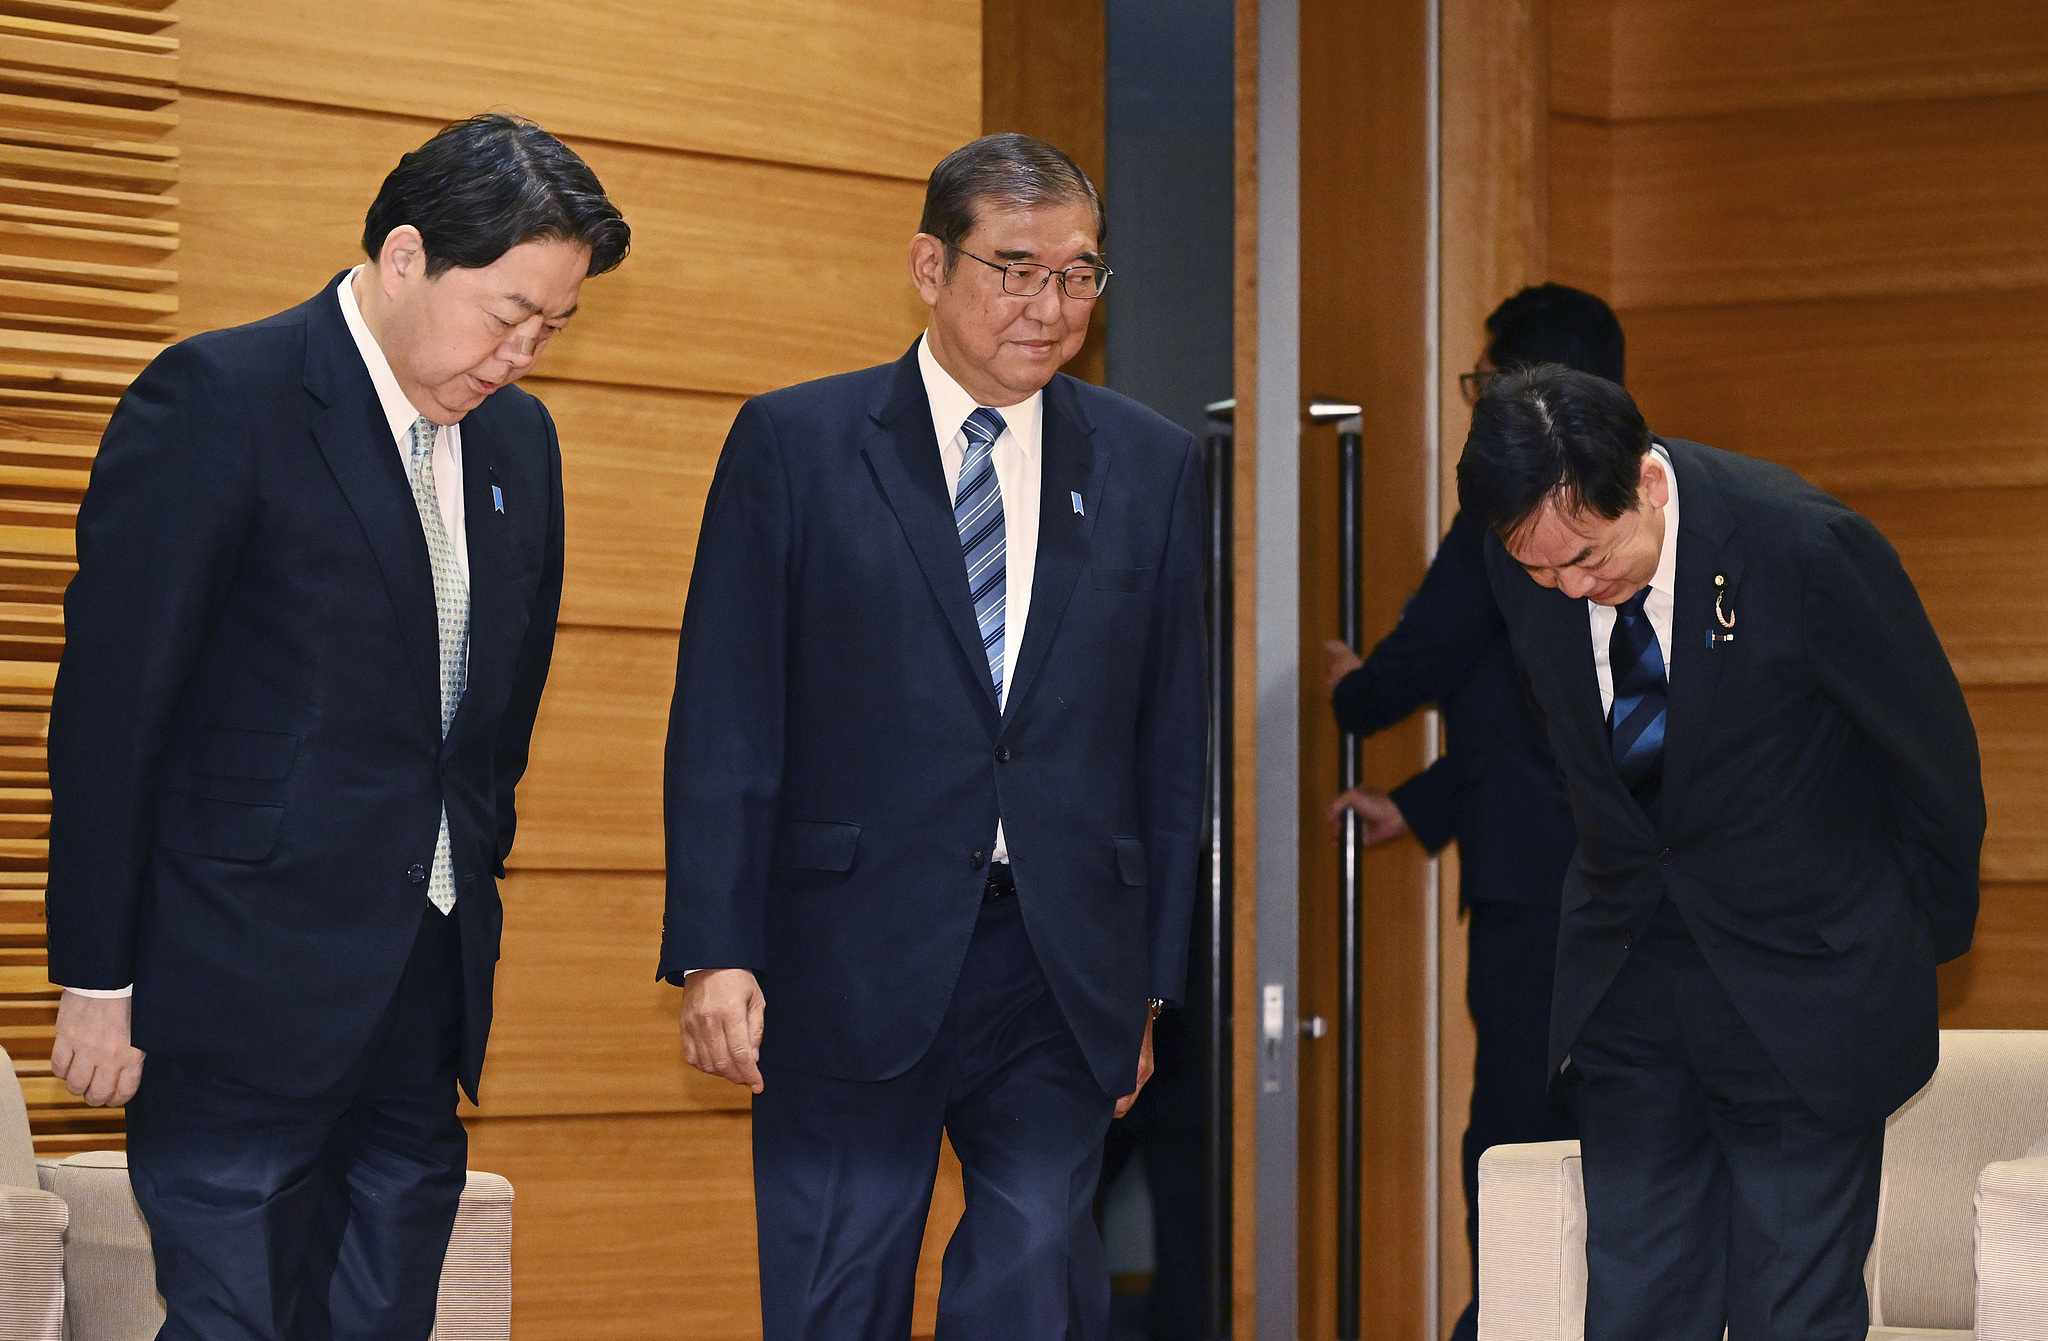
[
  {"x1": 126, "y1": 902, "x2": 468, "y2": 1341},
  {"x1": 751, "y1": 886, "x2": 1117, "y2": 1341},
  {"x1": 1570, "y1": 898, "x2": 1884, "y2": 1341},
  {"x1": 1450, "y1": 901, "x2": 1578, "y2": 1341}
]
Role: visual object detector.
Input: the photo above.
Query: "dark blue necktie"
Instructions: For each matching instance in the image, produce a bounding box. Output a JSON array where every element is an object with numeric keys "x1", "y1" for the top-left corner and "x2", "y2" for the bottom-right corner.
[
  {"x1": 1608, "y1": 588, "x2": 1667, "y2": 792},
  {"x1": 955, "y1": 407, "x2": 1008, "y2": 693}
]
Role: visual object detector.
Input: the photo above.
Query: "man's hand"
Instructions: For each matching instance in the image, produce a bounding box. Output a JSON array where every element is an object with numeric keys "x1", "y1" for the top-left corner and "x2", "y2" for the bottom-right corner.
[
  {"x1": 51, "y1": 991, "x2": 145, "y2": 1107},
  {"x1": 679, "y1": 969, "x2": 767, "y2": 1094},
  {"x1": 1323, "y1": 639, "x2": 1364, "y2": 691},
  {"x1": 1327, "y1": 786, "x2": 1411, "y2": 847},
  {"x1": 1114, "y1": 1015, "x2": 1155, "y2": 1119}
]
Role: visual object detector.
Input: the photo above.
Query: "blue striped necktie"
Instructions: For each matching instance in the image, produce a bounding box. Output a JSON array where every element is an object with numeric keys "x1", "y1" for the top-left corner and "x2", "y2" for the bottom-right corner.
[
  {"x1": 1608, "y1": 588, "x2": 1667, "y2": 794},
  {"x1": 956, "y1": 407, "x2": 1008, "y2": 694}
]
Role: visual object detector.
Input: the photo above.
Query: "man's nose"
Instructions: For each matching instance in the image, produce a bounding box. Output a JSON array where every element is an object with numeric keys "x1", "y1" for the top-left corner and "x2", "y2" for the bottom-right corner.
[{"x1": 1554, "y1": 570, "x2": 1596, "y2": 598}]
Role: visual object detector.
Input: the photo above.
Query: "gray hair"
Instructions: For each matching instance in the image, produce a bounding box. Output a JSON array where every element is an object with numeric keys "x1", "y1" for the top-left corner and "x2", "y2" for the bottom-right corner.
[{"x1": 919, "y1": 133, "x2": 1104, "y2": 277}]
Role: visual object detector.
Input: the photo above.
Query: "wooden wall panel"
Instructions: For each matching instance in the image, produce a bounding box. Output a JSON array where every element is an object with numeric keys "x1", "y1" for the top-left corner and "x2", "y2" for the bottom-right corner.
[
  {"x1": 172, "y1": 93, "x2": 932, "y2": 398},
  {"x1": 1607, "y1": 94, "x2": 2048, "y2": 310},
  {"x1": 1968, "y1": 685, "x2": 2046, "y2": 886},
  {"x1": 1624, "y1": 290, "x2": 2048, "y2": 493},
  {"x1": 470, "y1": 871, "x2": 744, "y2": 1119},
  {"x1": 1939, "y1": 882, "x2": 2048, "y2": 1029},
  {"x1": 509, "y1": 627, "x2": 670, "y2": 873},
  {"x1": 1596, "y1": 0, "x2": 2048, "y2": 121},
  {"x1": 524, "y1": 378, "x2": 735, "y2": 633},
  {"x1": 179, "y1": 0, "x2": 978, "y2": 183},
  {"x1": 1834, "y1": 488, "x2": 2048, "y2": 688},
  {"x1": 5, "y1": 0, "x2": 176, "y2": 1155}
]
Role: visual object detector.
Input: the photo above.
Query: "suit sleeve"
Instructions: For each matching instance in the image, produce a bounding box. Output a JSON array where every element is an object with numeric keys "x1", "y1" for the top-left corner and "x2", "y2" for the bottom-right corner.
[
  {"x1": 1804, "y1": 510, "x2": 1985, "y2": 962},
  {"x1": 1137, "y1": 436, "x2": 1212, "y2": 1005},
  {"x1": 1388, "y1": 754, "x2": 1459, "y2": 854},
  {"x1": 1331, "y1": 513, "x2": 1503, "y2": 736},
  {"x1": 658, "y1": 399, "x2": 791, "y2": 982},
  {"x1": 46, "y1": 342, "x2": 256, "y2": 990},
  {"x1": 489, "y1": 399, "x2": 566, "y2": 875}
]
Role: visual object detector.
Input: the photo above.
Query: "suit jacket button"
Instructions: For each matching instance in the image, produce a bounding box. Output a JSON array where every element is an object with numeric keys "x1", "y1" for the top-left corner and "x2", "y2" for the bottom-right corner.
[
  {"x1": 969, "y1": 851, "x2": 985, "y2": 871},
  {"x1": 1659, "y1": 849, "x2": 1673, "y2": 865},
  {"x1": 995, "y1": 745, "x2": 1011, "y2": 762},
  {"x1": 408, "y1": 864, "x2": 427, "y2": 883}
]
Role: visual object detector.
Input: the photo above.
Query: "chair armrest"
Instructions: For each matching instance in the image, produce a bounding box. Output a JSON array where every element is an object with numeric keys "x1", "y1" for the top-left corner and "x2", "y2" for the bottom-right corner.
[
  {"x1": 0, "y1": 1181, "x2": 68, "y2": 1341},
  {"x1": 430, "y1": 1171, "x2": 514, "y2": 1341},
  {"x1": 38, "y1": 1151, "x2": 162, "y2": 1340},
  {"x1": 1975, "y1": 1155, "x2": 2048, "y2": 1341},
  {"x1": 1477, "y1": 1140, "x2": 1586, "y2": 1341}
]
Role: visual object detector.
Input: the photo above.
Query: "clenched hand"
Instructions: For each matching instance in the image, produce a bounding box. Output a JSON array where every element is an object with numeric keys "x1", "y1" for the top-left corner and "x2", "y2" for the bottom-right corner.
[{"x1": 51, "y1": 990, "x2": 145, "y2": 1107}]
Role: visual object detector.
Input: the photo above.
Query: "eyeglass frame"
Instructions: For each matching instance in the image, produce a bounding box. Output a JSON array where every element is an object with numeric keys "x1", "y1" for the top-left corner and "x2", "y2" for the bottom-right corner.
[
  {"x1": 953, "y1": 246, "x2": 1114, "y2": 300},
  {"x1": 1459, "y1": 367, "x2": 1500, "y2": 405}
]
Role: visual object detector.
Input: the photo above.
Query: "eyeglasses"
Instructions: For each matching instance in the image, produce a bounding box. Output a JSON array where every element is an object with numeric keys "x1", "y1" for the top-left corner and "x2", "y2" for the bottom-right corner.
[
  {"x1": 956, "y1": 248, "x2": 1113, "y2": 300},
  {"x1": 1459, "y1": 367, "x2": 1499, "y2": 405}
]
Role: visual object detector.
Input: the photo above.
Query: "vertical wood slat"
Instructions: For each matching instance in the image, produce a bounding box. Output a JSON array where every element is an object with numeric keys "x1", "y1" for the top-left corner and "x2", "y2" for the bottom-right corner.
[{"x1": 0, "y1": 0, "x2": 174, "y2": 1154}]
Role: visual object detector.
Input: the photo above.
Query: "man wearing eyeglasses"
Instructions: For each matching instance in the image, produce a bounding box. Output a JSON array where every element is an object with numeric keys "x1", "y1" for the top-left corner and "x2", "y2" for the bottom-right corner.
[{"x1": 660, "y1": 133, "x2": 1208, "y2": 1341}]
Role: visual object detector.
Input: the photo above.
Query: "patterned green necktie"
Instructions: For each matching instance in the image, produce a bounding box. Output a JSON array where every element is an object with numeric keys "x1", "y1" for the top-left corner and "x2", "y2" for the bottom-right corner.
[{"x1": 408, "y1": 416, "x2": 468, "y2": 915}]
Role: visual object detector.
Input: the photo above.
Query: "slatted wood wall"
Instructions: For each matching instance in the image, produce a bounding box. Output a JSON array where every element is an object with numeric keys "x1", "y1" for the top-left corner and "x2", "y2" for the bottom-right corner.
[
  {"x1": 1436, "y1": 1, "x2": 2048, "y2": 1331},
  {"x1": 10, "y1": 1, "x2": 980, "y2": 1335},
  {"x1": 1546, "y1": 0, "x2": 2048, "y2": 1034},
  {"x1": 0, "y1": 0, "x2": 175, "y2": 1159}
]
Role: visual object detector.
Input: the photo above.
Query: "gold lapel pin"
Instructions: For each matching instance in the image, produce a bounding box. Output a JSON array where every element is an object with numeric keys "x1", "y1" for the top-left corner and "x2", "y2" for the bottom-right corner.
[{"x1": 1713, "y1": 573, "x2": 1736, "y2": 641}]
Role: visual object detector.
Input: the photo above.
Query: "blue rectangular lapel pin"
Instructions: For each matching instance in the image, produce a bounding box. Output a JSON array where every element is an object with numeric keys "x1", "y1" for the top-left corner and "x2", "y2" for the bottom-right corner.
[
  {"x1": 1071, "y1": 490, "x2": 1084, "y2": 516},
  {"x1": 491, "y1": 484, "x2": 504, "y2": 513}
]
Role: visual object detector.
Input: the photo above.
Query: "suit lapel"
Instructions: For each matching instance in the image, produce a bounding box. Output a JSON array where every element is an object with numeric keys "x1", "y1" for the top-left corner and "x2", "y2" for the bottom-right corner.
[
  {"x1": 1526, "y1": 581, "x2": 1613, "y2": 790},
  {"x1": 303, "y1": 278, "x2": 440, "y2": 730},
  {"x1": 1658, "y1": 440, "x2": 1739, "y2": 828},
  {"x1": 1002, "y1": 375, "x2": 1096, "y2": 726},
  {"x1": 861, "y1": 348, "x2": 1004, "y2": 715},
  {"x1": 447, "y1": 403, "x2": 516, "y2": 753}
]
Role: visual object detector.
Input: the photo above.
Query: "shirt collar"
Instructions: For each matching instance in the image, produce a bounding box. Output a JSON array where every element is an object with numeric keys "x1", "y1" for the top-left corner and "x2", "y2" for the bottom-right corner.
[
  {"x1": 1648, "y1": 441, "x2": 1680, "y2": 599},
  {"x1": 916, "y1": 332, "x2": 1042, "y2": 451},
  {"x1": 336, "y1": 266, "x2": 442, "y2": 449}
]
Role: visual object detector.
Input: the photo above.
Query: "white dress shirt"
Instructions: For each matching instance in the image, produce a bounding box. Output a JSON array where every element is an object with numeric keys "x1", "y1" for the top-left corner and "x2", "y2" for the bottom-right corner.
[
  {"x1": 62, "y1": 270, "x2": 470, "y2": 1000},
  {"x1": 338, "y1": 267, "x2": 468, "y2": 582},
  {"x1": 1590, "y1": 444, "x2": 1679, "y2": 716},
  {"x1": 918, "y1": 333, "x2": 1042, "y2": 864}
]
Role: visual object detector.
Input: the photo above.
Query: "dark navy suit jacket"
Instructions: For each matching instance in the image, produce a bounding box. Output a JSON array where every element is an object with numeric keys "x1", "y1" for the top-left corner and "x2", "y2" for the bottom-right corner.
[
  {"x1": 1482, "y1": 438, "x2": 1984, "y2": 1130},
  {"x1": 660, "y1": 343, "x2": 1209, "y2": 1098},
  {"x1": 1333, "y1": 511, "x2": 1576, "y2": 909},
  {"x1": 47, "y1": 277, "x2": 566, "y2": 1102}
]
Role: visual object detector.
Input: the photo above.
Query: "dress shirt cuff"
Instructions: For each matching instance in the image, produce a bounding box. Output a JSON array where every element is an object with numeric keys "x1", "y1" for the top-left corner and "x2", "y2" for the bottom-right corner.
[{"x1": 61, "y1": 984, "x2": 133, "y2": 999}]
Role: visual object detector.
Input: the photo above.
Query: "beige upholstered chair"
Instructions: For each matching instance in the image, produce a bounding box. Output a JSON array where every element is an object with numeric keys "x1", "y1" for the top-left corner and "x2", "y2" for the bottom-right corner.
[
  {"x1": 1477, "y1": 1030, "x2": 2048, "y2": 1341},
  {"x1": 0, "y1": 1044, "x2": 67, "y2": 1341},
  {"x1": 35, "y1": 1150, "x2": 513, "y2": 1341}
]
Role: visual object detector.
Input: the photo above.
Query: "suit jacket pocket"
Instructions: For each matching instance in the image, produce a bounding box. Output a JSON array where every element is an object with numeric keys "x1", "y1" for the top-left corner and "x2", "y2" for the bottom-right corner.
[
  {"x1": 157, "y1": 790, "x2": 285, "y2": 862},
  {"x1": 774, "y1": 819, "x2": 860, "y2": 872},
  {"x1": 1093, "y1": 566, "x2": 1157, "y2": 593},
  {"x1": 1114, "y1": 836, "x2": 1149, "y2": 886},
  {"x1": 197, "y1": 728, "x2": 297, "y2": 779}
]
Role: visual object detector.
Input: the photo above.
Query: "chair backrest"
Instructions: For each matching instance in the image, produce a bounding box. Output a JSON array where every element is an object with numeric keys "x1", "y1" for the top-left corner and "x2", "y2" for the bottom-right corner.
[
  {"x1": 1868, "y1": 1029, "x2": 2048, "y2": 1330},
  {"x1": 0, "y1": 1042, "x2": 38, "y2": 1189}
]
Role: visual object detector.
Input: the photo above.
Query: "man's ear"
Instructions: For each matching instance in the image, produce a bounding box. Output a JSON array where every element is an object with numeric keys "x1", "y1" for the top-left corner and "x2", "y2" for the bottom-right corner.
[
  {"x1": 908, "y1": 233, "x2": 947, "y2": 307},
  {"x1": 375, "y1": 225, "x2": 426, "y2": 296},
  {"x1": 1640, "y1": 450, "x2": 1670, "y2": 510}
]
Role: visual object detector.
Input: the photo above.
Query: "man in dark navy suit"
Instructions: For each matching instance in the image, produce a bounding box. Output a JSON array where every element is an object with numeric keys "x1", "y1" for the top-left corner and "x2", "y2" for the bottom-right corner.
[
  {"x1": 1324, "y1": 283, "x2": 1621, "y2": 1341},
  {"x1": 1460, "y1": 366, "x2": 1981, "y2": 1339},
  {"x1": 45, "y1": 116, "x2": 627, "y2": 1340},
  {"x1": 661, "y1": 134, "x2": 1207, "y2": 1341}
]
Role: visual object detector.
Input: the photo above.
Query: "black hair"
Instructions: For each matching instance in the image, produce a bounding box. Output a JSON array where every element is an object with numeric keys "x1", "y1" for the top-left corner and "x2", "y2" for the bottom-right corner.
[
  {"x1": 362, "y1": 113, "x2": 629, "y2": 279},
  {"x1": 1457, "y1": 364, "x2": 1653, "y2": 541},
  {"x1": 1484, "y1": 283, "x2": 1625, "y2": 385},
  {"x1": 919, "y1": 133, "x2": 1103, "y2": 278}
]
